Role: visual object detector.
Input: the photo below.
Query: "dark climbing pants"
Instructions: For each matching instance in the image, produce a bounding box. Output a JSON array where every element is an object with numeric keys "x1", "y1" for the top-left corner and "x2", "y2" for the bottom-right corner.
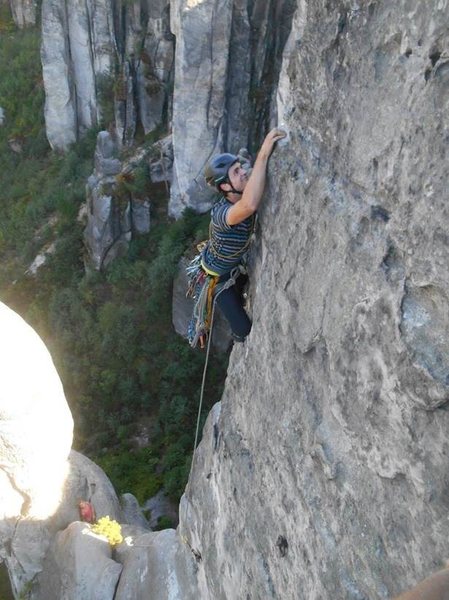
[{"x1": 215, "y1": 273, "x2": 252, "y2": 341}]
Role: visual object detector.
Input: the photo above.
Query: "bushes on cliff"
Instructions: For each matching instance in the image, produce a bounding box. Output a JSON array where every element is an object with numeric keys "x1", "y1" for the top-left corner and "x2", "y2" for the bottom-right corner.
[
  {"x1": 0, "y1": 23, "x2": 227, "y2": 507},
  {"x1": 96, "y1": 448, "x2": 162, "y2": 504},
  {"x1": 0, "y1": 25, "x2": 43, "y2": 140}
]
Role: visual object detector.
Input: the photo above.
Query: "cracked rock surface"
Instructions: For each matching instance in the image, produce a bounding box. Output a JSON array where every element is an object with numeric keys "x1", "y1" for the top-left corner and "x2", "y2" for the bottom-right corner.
[
  {"x1": 3, "y1": 0, "x2": 449, "y2": 598},
  {"x1": 179, "y1": 1, "x2": 449, "y2": 598}
]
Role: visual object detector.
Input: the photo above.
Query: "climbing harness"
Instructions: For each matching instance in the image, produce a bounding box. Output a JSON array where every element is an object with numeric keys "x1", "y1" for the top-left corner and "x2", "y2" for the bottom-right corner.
[
  {"x1": 186, "y1": 250, "x2": 245, "y2": 348},
  {"x1": 186, "y1": 253, "x2": 216, "y2": 349}
]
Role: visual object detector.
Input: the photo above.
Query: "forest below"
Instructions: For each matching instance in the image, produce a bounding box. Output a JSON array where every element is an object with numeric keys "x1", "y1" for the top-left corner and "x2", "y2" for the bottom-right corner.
[{"x1": 0, "y1": 5, "x2": 227, "y2": 517}]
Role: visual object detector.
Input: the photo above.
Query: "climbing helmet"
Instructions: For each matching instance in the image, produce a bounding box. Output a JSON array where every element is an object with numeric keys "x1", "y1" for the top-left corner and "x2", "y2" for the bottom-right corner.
[{"x1": 204, "y1": 153, "x2": 239, "y2": 188}]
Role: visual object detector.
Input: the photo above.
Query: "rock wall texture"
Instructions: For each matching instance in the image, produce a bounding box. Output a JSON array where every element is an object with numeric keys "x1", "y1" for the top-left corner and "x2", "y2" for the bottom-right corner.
[
  {"x1": 0, "y1": 301, "x2": 73, "y2": 522},
  {"x1": 168, "y1": 0, "x2": 295, "y2": 216},
  {"x1": 40, "y1": 0, "x2": 174, "y2": 150},
  {"x1": 178, "y1": 1, "x2": 449, "y2": 598},
  {"x1": 8, "y1": 0, "x2": 37, "y2": 27},
  {"x1": 0, "y1": 303, "x2": 125, "y2": 598},
  {"x1": 83, "y1": 130, "x2": 171, "y2": 271},
  {"x1": 41, "y1": 0, "x2": 116, "y2": 149},
  {"x1": 10, "y1": 0, "x2": 449, "y2": 598}
]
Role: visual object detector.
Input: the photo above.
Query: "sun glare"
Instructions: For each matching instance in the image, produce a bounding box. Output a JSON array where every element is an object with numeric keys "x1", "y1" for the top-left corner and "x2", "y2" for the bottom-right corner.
[{"x1": 0, "y1": 302, "x2": 73, "y2": 520}]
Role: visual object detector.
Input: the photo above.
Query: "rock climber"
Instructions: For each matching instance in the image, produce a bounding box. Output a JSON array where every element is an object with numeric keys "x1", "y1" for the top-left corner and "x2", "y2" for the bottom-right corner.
[{"x1": 201, "y1": 127, "x2": 286, "y2": 342}]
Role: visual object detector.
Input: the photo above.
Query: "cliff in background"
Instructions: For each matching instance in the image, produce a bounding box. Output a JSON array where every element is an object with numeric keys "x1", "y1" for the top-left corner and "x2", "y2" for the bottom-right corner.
[
  {"x1": 36, "y1": 0, "x2": 294, "y2": 268},
  {"x1": 7, "y1": 0, "x2": 37, "y2": 27},
  {"x1": 40, "y1": 0, "x2": 174, "y2": 150},
  {"x1": 38, "y1": 0, "x2": 294, "y2": 214},
  {"x1": 2, "y1": 0, "x2": 449, "y2": 598}
]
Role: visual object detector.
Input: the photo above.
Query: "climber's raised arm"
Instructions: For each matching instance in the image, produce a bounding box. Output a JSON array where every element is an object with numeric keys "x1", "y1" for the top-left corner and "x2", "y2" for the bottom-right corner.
[
  {"x1": 225, "y1": 128, "x2": 286, "y2": 225},
  {"x1": 196, "y1": 127, "x2": 287, "y2": 346}
]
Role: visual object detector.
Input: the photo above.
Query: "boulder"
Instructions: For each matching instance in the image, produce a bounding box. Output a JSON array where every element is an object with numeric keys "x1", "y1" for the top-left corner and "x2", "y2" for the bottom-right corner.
[
  {"x1": 0, "y1": 301, "x2": 73, "y2": 521},
  {"x1": 114, "y1": 529, "x2": 199, "y2": 600},
  {"x1": 33, "y1": 521, "x2": 122, "y2": 600},
  {"x1": 0, "y1": 303, "x2": 123, "y2": 598},
  {"x1": 3, "y1": 450, "x2": 123, "y2": 598},
  {"x1": 120, "y1": 493, "x2": 151, "y2": 531}
]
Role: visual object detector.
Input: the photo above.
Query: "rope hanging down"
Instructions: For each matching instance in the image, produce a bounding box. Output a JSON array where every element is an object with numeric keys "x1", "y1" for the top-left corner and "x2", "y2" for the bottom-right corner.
[{"x1": 190, "y1": 266, "x2": 244, "y2": 471}]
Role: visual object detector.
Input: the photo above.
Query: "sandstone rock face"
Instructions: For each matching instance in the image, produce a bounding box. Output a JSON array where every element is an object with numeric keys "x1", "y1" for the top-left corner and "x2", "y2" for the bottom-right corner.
[
  {"x1": 0, "y1": 301, "x2": 73, "y2": 521},
  {"x1": 8, "y1": 0, "x2": 37, "y2": 27},
  {"x1": 41, "y1": 0, "x2": 174, "y2": 150},
  {"x1": 0, "y1": 303, "x2": 124, "y2": 598},
  {"x1": 114, "y1": 529, "x2": 199, "y2": 600},
  {"x1": 34, "y1": 521, "x2": 123, "y2": 600},
  {"x1": 168, "y1": 0, "x2": 295, "y2": 216},
  {"x1": 179, "y1": 1, "x2": 449, "y2": 598},
  {"x1": 84, "y1": 131, "x2": 154, "y2": 270},
  {"x1": 41, "y1": 0, "x2": 115, "y2": 150}
]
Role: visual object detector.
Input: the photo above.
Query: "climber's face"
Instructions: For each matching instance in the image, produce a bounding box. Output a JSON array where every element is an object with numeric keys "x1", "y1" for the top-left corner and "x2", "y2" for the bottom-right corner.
[{"x1": 226, "y1": 162, "x2": 248, "y2": 193}]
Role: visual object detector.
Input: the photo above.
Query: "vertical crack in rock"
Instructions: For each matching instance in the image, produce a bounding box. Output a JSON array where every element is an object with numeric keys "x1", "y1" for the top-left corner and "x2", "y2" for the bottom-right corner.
[{"x1": 0, "y1": 468, "x2": 32, "y2": 517}]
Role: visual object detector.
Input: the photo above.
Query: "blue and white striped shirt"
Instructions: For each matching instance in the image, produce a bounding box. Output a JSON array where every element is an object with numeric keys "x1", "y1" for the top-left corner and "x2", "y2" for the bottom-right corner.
[{"x1": 202, "y1": 196, "x2": 255, "y2": 276}]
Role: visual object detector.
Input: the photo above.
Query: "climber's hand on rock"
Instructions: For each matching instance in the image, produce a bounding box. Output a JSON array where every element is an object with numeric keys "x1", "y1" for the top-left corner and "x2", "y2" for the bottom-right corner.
[{"x1": 260, "y1": 128, "x2": 287, "y2": 158}]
